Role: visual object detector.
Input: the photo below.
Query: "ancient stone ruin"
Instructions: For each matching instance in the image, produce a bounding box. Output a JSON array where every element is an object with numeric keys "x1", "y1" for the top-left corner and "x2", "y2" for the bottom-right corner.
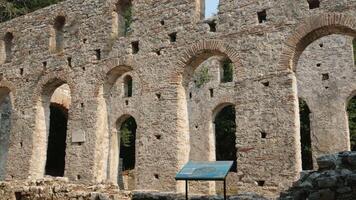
[{"x1": 0, "y1": 0, "x2": 356, "y2": 199}]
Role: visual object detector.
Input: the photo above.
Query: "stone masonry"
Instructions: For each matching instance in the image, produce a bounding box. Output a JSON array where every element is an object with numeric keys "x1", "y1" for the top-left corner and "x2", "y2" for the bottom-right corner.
[{"x1": 0, "y1": 0, "x2": 355, "y2": 199}]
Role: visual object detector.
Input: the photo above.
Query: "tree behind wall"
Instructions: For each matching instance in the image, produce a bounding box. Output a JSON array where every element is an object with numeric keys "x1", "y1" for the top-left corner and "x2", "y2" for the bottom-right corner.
[{"x1": 0, "y1": 0, "x2": 63, "y2": 22}]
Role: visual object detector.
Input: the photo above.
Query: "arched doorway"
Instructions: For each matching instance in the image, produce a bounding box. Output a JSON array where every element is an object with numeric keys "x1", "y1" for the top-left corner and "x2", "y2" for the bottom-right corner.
[
  {"x1": 117, "y1": 115, "x2": 137, "y2": 190},
  {"x1": 0, "y1": 87, "x2": 12, "y2": 180},
  {"x1": 31, "y1": 82, "x2": 71, "y2": 178}
]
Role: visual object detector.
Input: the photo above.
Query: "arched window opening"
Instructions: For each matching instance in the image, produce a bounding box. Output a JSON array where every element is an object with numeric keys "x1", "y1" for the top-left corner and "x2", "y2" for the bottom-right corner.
[
  {"x1": 45, "y1": 103, "x2": 68, "y2": 177},
  {"x1": 353, "y1": 38, "x2": 356, "y2": 65},
  {"x1": 0, "y1": 89, "x2": 11, "y2": 180},
  {"x1": 123, "y1": 75, "x2": 133, "y2": 97},
  {"x1": 347, "y1": 96, "x2": 356, "y2": 151},
  {"x1": 4, "y1": 32, "x2": 13, "y2": 63},
  {"x1": 200, "y1": 0, "x2": 219, "y2": 20},
  {"x1": 214, "y1": 105, "x2": 237, "y2": 172},
  {"x1": 220, "y1": 59, "x2": 233, "y2": 83},
  {"x1": 113, "y1": 0, "x2": 132, "y2": 37},
  {"x1": 299, "y1": 99, "x2": 313, "y2": 170},
  {"x1": 118, "y1": 116, "x2": 137, "y2": 190},
  {"x1": 50, "y1": 16, "x2": 65, "y2": 53}
]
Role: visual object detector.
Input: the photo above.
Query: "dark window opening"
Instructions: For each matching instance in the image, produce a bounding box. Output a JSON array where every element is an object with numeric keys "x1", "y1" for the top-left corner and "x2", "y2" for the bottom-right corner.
[
  {"x1": 214, "y1": 105, "x2": 237, "y2": 172},
  {"x1": 207, "y1": 20, "x2": 217, "y2": 32},
  {"x1": 169, "y1": 32, "x2": 177, "y2": 43},
  {"x1": 131, "y1": 41, "x2": 139, "y2": 54},
  {"x1": 53, "y1": 16, "x2": 65, "y2": 52},
  {"x1": 316, "y1": 63, "x2": 321, "y2": 67},
  {"x1": 114, "y1": 0, "x2": 132, "y2": 37},
  {"x1": 156, "y1": 93, "x2": 161, "y2": 100},
  {"x1": 189, "y1": 92, "x2": 192, "y2": 99},
  {"x1": 307, "y1": 0, "x2": 320, "y2": 9},
  {"x1": 119, "y1": 116, "x2": 137, "y2": 172},
  {"x1": 221, "y1": 59, "x2": 233, "y2": 83},
  {"x1": 4, "y1": 32, "x2": 14, "y2": 63},
  {"x1": 299, "y1": 98, "x2": 313, "y2": 170},
  {"x1": 20, "y1": 68, "x2": 23, "y2": 76},
  {"x1": 209, "y1": 88, "x2": 214, "y2": 97},
  {"x1": 160, "y1": 20, "x2": 165, "y2": 25},
  {"x1": 347, "y1": 96, "x2": 356, "y2": 151},
  {"x1": 257, "y1": 10, "x2": 267, "y2": 23},
  {"x1": 45, "y1": 103, "x2": 68, "y2": 177},
  {"x1": 124, "y1": 75, "x2": 133, "y2": 97},
  {"x1": 95, "y1": 49, "x2": 101, "y2": 60},
  {"x1": 42, "y1": 61, "x2": 47, "y2": 68},
  {"x1": 67, "y1": 57, "x2": 72, "y2": 67}
]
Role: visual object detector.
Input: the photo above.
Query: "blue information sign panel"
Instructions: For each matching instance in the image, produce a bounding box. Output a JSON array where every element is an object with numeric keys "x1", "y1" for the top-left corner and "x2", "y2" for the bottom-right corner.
[{"x1": 175, "y1": 161, "x2": 233, "y2": 181}]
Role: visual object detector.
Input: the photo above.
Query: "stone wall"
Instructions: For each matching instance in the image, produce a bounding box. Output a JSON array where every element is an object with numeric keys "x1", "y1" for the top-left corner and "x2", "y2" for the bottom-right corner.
[
  {"x1": 280, "y1": 152, "x2": 356, "y2": 200},
  {"x1": 0, "y1": 0, "x2": 355, "y2": 198}
]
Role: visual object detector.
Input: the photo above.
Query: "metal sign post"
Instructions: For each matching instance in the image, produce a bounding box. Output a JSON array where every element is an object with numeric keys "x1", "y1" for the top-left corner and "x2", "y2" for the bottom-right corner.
[{"x1": 175, "y1": 161, "x2": 233, "y2": 200}]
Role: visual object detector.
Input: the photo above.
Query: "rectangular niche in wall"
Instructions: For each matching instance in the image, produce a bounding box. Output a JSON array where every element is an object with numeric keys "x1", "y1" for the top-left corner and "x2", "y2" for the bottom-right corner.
[
  {"x1": 0, "y1": 32, "x2": 14, "y2": 64},
  {"x1": 49, "y1": 16, "x2": 66, "y2": 53}
]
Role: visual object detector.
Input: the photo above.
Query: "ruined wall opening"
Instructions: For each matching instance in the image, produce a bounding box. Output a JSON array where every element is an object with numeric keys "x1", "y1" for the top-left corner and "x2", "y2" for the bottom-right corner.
[
  {"x1": 31, "y1": 82, "x2": 71, "y2": 178},
  {"x1": 347, "y1": 95, "x2": 356, "y2": 150},
  {"x1": 292, "y1": 26, "x2": 356, "y2": 167},
  {"x1": 112, "y1": 0, "x2": 132, "y2": 37},
  {"x1": 214, "y1": 104, "x2": 237, "y2": 172},
  {"x1": 0, "y1": 87, "x2": 12, "y2": 180},
  {"x1": 299, "y1": 99, "x2": 313, "y2": 170},
  {"x1": 45, "y1": 103, "x2": 68, "y2": 177},
  {"x1": 123, "y1": 75, "x2": 133, "y2": 97},
  {"x1": 117, "y1": 116, "x2": 137, "y2": 190},
  {"x1": 50, "y1": 16, "x2": 65, "y2": 53}
]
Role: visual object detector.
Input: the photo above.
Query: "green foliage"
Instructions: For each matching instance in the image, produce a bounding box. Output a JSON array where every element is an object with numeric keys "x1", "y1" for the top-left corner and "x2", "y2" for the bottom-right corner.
[
  {"x1": 194, "y1": 67, "x2": 211, "y2": 88},
  {"x1": 0, "y1": 0, "x2": 63, "y2": 22},
  {"x1": 120, "y1": 117, "x2": 136, "y2": 147},
  {"x1": 347, "y1": 96, "x2": 356, "y2": 150},
  {"x1": 221, "y1": 59, "x2": 233, "y2": 83},
  {"x1": 123, "y1": 5, "x2": 132, "y2": 36},
  {"x1": 299, "y1": 99, "x2": 313, "y2": 170},
  {"x1": 119, "y1": 117, "x2": 136, "y2": 171}
]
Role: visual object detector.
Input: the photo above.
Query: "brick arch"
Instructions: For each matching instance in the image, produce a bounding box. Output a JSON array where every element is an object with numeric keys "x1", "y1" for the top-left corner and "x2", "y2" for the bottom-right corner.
[
  {"x1": 280, "y1": 13, "x2": 356, "y2": 72},
  {"x1": 32, "y1": 70, "x2": 75, "y2": 103},
  {"x1": 176, "y1": 40, "x2": 243, "y2": 86}
]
